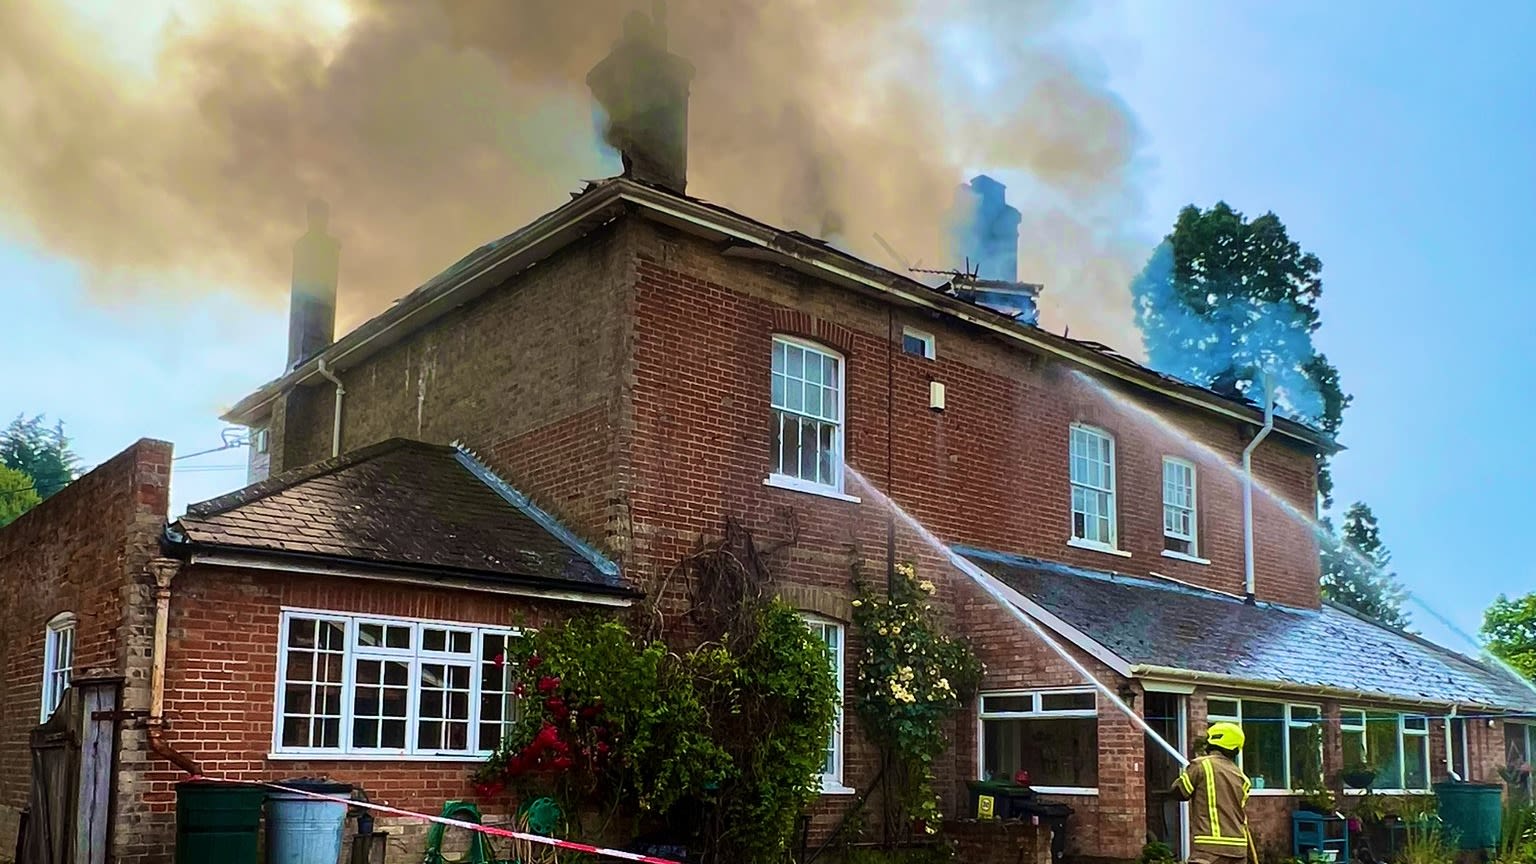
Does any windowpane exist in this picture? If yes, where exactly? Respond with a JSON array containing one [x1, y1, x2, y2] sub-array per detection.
[[1208, 699, 1240, 720], [352, 657, 410, 750], [280, 615, 347, 749], [1367, 713, 1404, 788], [1041, 692, 1096, 713], [479, 633, 518, 752], [1405, 734, 1430, 790], [983, 717, 1098, 787], [982, 695, 1034, 714], [1069, 427, 1115, 545], [768, 338, 844, 489], [1241, 702, 1286, 789], [804, 618, 845, 782], [1289, 716, 1324, 789]]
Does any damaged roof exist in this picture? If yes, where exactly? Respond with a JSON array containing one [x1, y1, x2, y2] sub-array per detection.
[[167, 438, 629, 598], [960, 546, 1536, 712], [221, 176, 1334, 454]]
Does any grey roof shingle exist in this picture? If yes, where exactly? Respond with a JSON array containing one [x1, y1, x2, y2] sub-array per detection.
[[959, 546, 1536, 712], [169, 439, 628, 595]]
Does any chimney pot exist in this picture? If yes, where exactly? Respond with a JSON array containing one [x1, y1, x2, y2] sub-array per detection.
[[287, 199, 341, 370]]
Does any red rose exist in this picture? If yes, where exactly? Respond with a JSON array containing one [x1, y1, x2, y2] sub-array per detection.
[[528, 655, 543, 669], [551, 756, 573, 771], [537, 676, 560, 694], [493, 652, 505, 667]]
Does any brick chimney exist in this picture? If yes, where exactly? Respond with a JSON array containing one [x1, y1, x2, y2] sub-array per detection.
[[586, 2, 695, 194], [953, 174, 1022, 282], [287, 199, 341, 370]]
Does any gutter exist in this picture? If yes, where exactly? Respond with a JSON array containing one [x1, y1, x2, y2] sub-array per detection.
[[1130, 664, 1480, 712], [146, 558, 201, 775]]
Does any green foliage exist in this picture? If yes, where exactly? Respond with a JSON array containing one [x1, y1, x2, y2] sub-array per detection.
[[852, 561, 981, 832], [1321, 503, 1410, 630], [1129, 202, 1350, 506], [1484, 593, 1536, 681], [1398, 818, 1457, 864], [1497, 801, 1536, 864], [1139, 841, 1178, 864], [716, 600, 840, 863], [474, 602, 837, 864], [1, 414, 80, 500], [0, 464, 41, 527]]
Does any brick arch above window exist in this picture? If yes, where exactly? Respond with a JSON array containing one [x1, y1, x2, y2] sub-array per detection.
[[769, 307, 856, 357]]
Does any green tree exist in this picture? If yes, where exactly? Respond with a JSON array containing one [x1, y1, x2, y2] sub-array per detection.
[[1131, 202, 1351, 506], [1320, 502, 1409, 629], [1482, 593, 1536, 682], [0, 464, 41, 527], [0, 414, 80, 499]]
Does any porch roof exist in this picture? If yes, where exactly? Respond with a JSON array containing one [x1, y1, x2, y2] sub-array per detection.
[[167, 438, 631, 598], [959, 546, 1536, 713]]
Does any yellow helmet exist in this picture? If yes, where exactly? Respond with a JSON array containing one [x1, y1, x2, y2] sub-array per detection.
[[1206, 722, 1245, 751]]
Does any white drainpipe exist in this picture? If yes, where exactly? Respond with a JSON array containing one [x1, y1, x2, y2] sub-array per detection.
[[1446, 706, 1462, 781], [1242, 375, 1276, 600], [317, 357, 345, 458]]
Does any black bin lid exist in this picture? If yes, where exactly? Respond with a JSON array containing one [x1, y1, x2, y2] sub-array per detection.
[[277, 777, 353, 796]]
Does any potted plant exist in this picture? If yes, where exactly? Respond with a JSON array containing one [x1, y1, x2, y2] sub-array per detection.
[[1341, 763, 1377, 792]]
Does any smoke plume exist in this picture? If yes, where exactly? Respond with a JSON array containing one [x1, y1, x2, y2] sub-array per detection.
[[0, 0, 1145, 349]]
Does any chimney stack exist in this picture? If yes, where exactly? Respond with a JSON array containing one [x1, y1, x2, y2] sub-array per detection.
[[287, 199, 341, 370], [586, 2, 696, 194], [953, 175, 1022, 282]]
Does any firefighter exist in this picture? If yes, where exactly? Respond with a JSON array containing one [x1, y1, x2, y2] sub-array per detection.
[[1171, 722, 1257, 864]]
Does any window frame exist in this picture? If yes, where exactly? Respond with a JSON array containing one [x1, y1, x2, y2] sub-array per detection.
[[767, 335, 849, 498], [272, 608, 520, 761], [41, 612, 77, 722], [1205, 698, 1322, 792], [1161, 457, 1199, 558], [801, 615, 849, 793], [1339, 708, 1433, 792], [977, 687, 1100, 795], [900, 326, 936, 361], [1068, 424, 1120, 553]]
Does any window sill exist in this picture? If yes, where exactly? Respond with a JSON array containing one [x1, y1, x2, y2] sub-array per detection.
[[1249, 789, 1300, 796], [1161, 549, 1211, 566], [763, 475, 861, 503], [820, 781, 857, 796], [268, 751, 491, 763], [1067, 538, 1131, 558], [1030, 786, 1099, 796], [1341, 788, 1432, 796]]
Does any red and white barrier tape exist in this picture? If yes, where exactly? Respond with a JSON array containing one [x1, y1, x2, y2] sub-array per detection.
[[193, 774, 683, 864]]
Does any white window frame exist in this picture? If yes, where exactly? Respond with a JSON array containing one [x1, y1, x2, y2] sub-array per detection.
[[901, 326, 936, 360], [41, 612, 76, 722], [1161, 457, 1203, 562], [1339, 708, 1433, 793], [766, 336, 854, 501], [1508, 722, 1534, 795], [272, 608, 519, 761], [1205, 698, 1321, 792], [977, 688, 1100, 795], [1068, 425, 1122, 554], [803, 615, 851, 794]]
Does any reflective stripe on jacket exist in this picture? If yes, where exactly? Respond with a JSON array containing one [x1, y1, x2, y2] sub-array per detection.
[[1171, 753, 1252, 858]]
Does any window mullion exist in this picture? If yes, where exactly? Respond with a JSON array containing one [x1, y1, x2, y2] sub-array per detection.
[[405, 625, 422, 756], [339, 617, 356, 755]]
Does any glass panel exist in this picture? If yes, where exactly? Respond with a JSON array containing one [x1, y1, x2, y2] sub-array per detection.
[[1289, 718, 1324, 789], [281, 717, 309, 748], [773, 339, 785, 374], [385, 625, 410, 649], [1208, 699, 1240, 720], [1290, 706, 1322, 723], [450, 631, 473, 654], [983, 717, 1099, 787], [423, 628, 446, 652], [804, 351, 822, 386], [786, 344, 803, 378], [1041, 692, 1095, 712], [1366, 712, 1404, 788], [358, 623, 383, 646], [1343, 729, 1367, 772], [818, 423, 835, 486], [1403, 716, 1429, 731], [1405, 734, 1430, 790], [799, 419, 818, 480], [1241, 702, 1287, 789], [1340, 709, 1366, 729], [771, 372, 786, 409], [982, 694, 1034, 714]]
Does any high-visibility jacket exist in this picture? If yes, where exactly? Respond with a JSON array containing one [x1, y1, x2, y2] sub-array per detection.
[[1171, 753, 1254, 860]]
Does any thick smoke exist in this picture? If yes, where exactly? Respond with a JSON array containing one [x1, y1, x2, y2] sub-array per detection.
[[0, 0, 1145, 349]]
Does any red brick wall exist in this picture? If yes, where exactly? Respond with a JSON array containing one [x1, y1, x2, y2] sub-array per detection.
[[115, 564, 587, 863], [0, 439, 171, 853]]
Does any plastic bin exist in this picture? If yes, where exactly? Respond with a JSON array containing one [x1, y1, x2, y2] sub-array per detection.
[[175, 780, 264, 864], [265, 778, 353, 864], [1434, 781, 1503, 850], [966, 780, 1033, 820]]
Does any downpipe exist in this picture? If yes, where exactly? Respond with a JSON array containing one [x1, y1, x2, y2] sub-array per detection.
[[318, 357, 345, 458], [1242, 374, 1276, 602], [147, 558, 201, 775]]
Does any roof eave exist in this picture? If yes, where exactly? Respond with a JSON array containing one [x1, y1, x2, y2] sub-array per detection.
[[164, 535, 640, 604], [1130, 663, 1515, 712]]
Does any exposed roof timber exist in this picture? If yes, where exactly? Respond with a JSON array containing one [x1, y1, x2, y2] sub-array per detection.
[[223, 177, 1333, 453]]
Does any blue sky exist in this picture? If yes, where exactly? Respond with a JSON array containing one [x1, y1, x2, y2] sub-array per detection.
[[7, 1, 1532, 655]]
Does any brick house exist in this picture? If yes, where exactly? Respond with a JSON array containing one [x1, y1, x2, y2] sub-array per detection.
[[6, 17, 1536, 864]]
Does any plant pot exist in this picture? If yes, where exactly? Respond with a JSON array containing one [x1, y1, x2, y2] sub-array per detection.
[[1342, 769, 1376, 790]]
